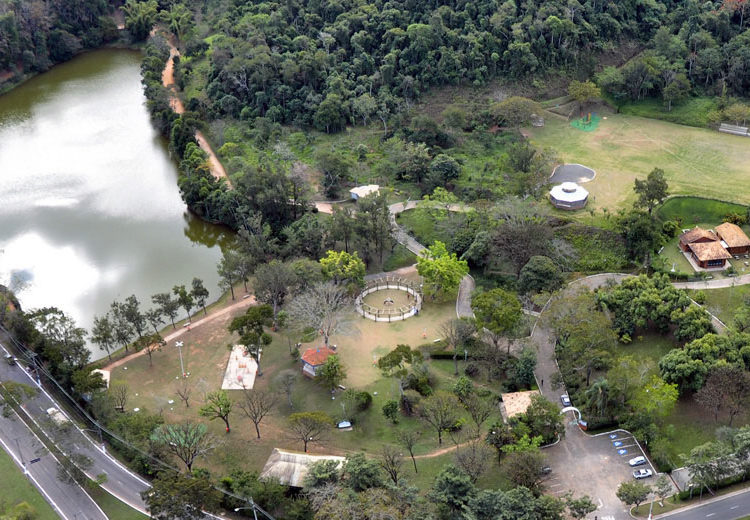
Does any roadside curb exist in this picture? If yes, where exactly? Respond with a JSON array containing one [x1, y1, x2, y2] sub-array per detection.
[[635, 486, 750, 519]]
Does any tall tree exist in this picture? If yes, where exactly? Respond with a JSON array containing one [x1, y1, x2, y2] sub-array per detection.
[[397, 430, 421, 473], [122, 0, 158, 41], [152, 292, 180, 329], [237, 388, 276, 439], [419, 392, 461, 445], [317, 354, 347, 392], [568, 80, 601, 113], [91, 314, 115, 361], [190, 278, 209, 316], [319, 250, 366, 289], [287, 282, 351, 346], [472, 288, 523, 356], [142, 471, 220, 520], [110, 301, 134, 352], [228, 304, 273, 375], [253, 260, 297, 327], [287, 411, 334, 452], [151, 422, 216, 472], [121, 295, 147, 339], [173, 285, 195, 323], [199, 390, 233, 433], [416, 241, 469, 301], [634, 168, 669, 215], [440, 318, 476, 375], [135, 331, 166, 367]]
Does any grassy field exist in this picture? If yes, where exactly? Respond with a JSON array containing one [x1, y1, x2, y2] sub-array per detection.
[[0, 448, 58, 520], [527, 113, 750, 212], [108, 279, 503, 490], [88, 486, 149, 520], [656, 196, 748, 226], [687, 284, 750, 325], [616, 96, 720, 128]]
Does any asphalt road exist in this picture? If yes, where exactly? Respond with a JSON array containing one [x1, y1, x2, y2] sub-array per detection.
[[659, 490, 750, 520], [0, 396, 106, 520], [0, 340, 151, 517]]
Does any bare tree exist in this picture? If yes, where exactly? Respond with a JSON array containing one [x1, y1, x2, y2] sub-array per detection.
[[237, 387, 277, 439], [287, 282, 352, 345], [176, 380, 192, 408], [440, 318, 476, 375], [397, 430, 421, 473], [419, 392, 461, 445], [463, 395, 495, 433], [454, 438, 492, 483], [111, 383, 128, 412], [276, 371, 297, 409], [151, 422, 216, 472], [379, 445, 404, 485]]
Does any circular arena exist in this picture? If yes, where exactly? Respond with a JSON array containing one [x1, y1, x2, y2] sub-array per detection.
[[550, 163, 596, 184], [355, 276, 423, 322]]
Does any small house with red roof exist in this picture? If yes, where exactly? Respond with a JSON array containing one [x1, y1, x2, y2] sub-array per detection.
[[679, 227, 718, 252], [300, 346, 336, 378]]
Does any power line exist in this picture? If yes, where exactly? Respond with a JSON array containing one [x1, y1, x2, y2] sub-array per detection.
[[0, 323, 275, 520]]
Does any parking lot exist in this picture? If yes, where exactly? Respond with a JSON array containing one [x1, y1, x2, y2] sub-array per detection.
[[543, 416, 665, 519]]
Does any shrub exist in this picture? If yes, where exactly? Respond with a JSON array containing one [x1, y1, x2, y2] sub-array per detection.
[[382, 400, 400, 423], [400, 390, 422, 416], [355, 391, 372, 411], [464, 363, 480, 377], [723, 212, 748, 225], [693, 291, 706, 305]]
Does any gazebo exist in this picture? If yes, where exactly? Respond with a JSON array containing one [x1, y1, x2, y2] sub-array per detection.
[[549, 182, 588, 210]]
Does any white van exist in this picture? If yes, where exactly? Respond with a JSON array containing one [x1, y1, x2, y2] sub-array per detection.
[[46, 407, 70, 427]]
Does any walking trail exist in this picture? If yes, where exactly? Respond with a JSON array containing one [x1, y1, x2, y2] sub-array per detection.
[[101, 295, 256, 371], [160, 34, 230, 187]]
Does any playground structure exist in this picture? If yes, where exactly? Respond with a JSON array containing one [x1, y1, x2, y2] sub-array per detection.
[[222, 344, 258, 390], [355, 276, 423, 322], [570, 111, 601, 132]]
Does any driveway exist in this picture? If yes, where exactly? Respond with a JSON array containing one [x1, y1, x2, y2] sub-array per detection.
[[543, 422, 661, 519]]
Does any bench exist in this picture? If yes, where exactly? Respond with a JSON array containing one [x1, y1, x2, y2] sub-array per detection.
[[719, 123, 749, 137]]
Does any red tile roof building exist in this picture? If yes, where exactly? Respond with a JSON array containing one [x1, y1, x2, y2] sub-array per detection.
[[300, 346, 336, 378]]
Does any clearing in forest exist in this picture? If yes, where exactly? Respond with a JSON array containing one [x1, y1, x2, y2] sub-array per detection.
[[527, 113, 750, 212]]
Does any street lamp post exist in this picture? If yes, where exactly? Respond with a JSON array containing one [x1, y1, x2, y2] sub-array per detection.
[[82, 427, 106, 454], [175, 341, 186, 378], [234, 504, 259, 520]]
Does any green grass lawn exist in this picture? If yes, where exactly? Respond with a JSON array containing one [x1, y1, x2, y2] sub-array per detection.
[[527, 113, 750, 212], [656, 196, 748, 226], [88, 485, 149, 520], [687, 284, 750, 326], [0, 448, 58, 520], [616, 96, 720, 128]]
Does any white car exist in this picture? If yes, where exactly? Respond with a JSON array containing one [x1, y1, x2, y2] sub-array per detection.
[[560, 394, 571, 407], [46, 407, 71, 427], [629, 456, 646, 467], [633, 468, 653, 479]]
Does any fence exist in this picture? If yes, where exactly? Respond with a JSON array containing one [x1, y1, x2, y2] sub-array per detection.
[[355, 276, 423, 322]]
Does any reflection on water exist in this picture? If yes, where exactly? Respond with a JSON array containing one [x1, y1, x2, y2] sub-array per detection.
[[0, 50, 231, 359]]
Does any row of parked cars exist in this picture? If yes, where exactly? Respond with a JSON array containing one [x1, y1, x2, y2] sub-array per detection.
[[629, 456, 653, 479]]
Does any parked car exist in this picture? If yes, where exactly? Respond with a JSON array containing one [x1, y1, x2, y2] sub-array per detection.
[[46, 407, 71, 428], [4, 353, 15, 365], [633, 469, 653, 479], [541, 465, 552, 475], [560, 394, 571, 406], [629, 456, 646, 467]]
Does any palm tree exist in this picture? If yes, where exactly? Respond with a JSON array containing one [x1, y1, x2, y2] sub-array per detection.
[[585, 378, 612, 418]]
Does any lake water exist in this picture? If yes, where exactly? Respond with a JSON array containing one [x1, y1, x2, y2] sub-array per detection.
[[0, 49, 230, 359]]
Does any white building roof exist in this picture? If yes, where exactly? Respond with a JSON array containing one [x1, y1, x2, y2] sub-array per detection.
[[549, 182, 589, 203], [260, 448, 345, 487], [350, 184, 379, 198]]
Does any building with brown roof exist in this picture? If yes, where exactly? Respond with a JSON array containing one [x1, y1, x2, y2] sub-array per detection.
[[679, 227, 718, 252], [715, 222, 750, 255], [687, 241, 732, 269], [300, 346, 337, 378]]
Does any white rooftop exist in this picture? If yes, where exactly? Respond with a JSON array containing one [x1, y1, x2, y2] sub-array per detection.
[[260, 448, 345, 487], [550, 182, 589, 203], [350, 184, 379, 198]]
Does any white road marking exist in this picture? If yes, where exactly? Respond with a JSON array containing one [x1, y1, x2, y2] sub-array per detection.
[[598, 498, 604, 508], [706, 513, 715, 517], [730, 506, 739, 509]]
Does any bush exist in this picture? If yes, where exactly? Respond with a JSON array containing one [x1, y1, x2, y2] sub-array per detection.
[[464, 363, 480, 377], [693, 291, 706, 305], [400, 390, 422, 416], [382, 400, 400, 423], [355, 391, 372, 411]]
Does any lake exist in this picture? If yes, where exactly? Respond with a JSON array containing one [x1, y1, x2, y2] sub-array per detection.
[[0, 49, 230, 359]]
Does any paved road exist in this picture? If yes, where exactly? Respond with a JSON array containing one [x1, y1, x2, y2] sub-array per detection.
[[657, 489, 750, 520], [0, 392, 106, 520], [0, 338, 152, 517]]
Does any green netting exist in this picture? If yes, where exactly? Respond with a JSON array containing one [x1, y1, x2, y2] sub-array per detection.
[[570, 113, 602, 132]]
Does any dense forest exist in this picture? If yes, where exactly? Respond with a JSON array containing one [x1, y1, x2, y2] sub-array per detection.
[[171, 0, 750, 128], [0, 0, 121, 89]]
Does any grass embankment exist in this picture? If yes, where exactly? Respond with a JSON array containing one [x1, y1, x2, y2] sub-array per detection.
[[527, 113, 750, 212], [616, 96, 719, 128], [0, 448, 58, 520], [632, 480, 750, 518], [109, 281, 506, 491]]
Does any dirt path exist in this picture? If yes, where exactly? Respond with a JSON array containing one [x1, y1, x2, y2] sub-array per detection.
[[100, 295, 256, 372], [159, 34, 230, 186], [413, 439, 475, 459]]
